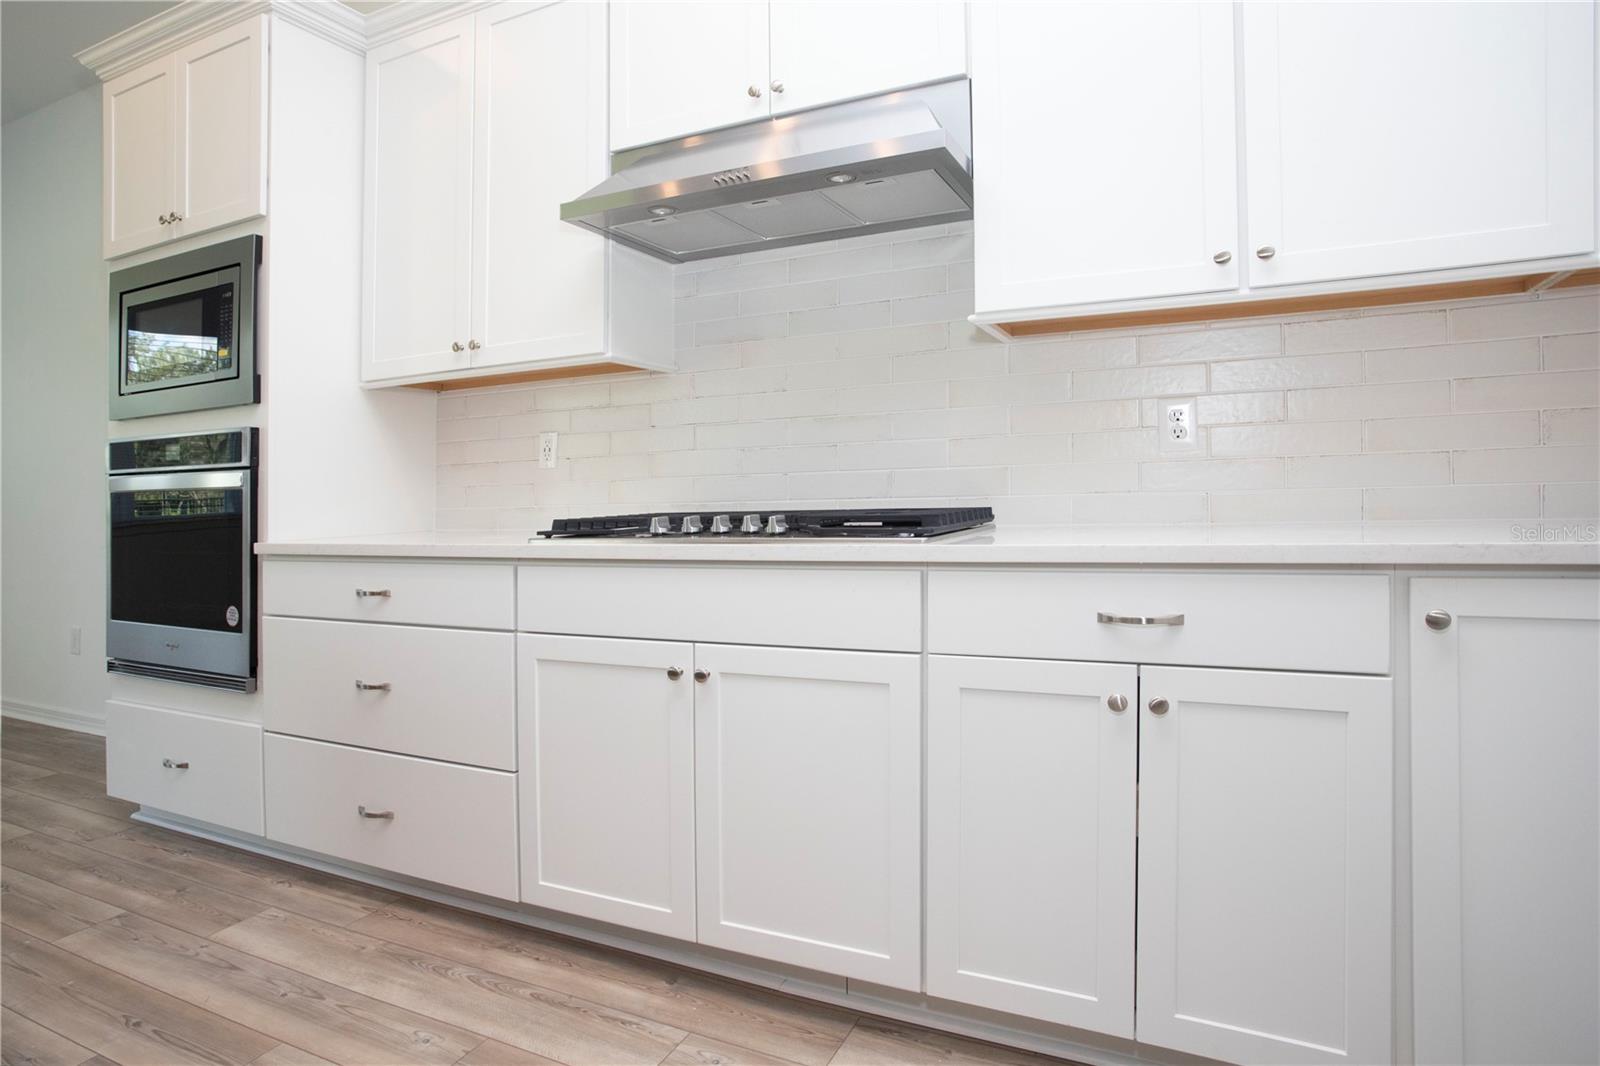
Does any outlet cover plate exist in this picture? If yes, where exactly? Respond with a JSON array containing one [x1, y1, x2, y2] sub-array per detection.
[[1160, 397, 1199, 455]]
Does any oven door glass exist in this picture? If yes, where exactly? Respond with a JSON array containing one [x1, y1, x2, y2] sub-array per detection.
[[109, 470, 248, 633], [120, 267, 241, 395]]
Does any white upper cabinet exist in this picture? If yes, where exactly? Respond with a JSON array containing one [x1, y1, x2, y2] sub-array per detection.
[[767, 2, 967, 117], [972, 2, 1240, 311], [610, 2, 969, 151], [1242, 1, 1596, 287], [609, 1, 770, 151], [1136, 666, 1393, 1066], [101, 16, 267, 259], [1410, 577, 1599, 1066], [362, 15, 477, 382]]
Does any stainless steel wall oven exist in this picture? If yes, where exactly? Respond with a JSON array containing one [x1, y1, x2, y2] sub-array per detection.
[[107, 429, 258, 692]]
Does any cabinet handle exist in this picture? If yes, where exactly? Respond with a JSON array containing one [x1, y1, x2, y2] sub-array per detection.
[[667, 666, 683, 680], [1096, 612, 1185, 626], [355, 588, 391, 598], [467, 340, 481, 351], [354, 680, 391, 692], [158, 213, 170, 225], [451, 341, 465, 352], [1106, 694, 1128, 713], [161, 758, 189, 769], [694, 668, 710, 682], [1424, 609, 1452, 631], [1148, 697, 1170, 717], [357, 806, 395, 820], [747, 84, 762, 98], [1212, 250, 1232, 264], [770, 80, 785, 94], [1256, 245, 1276, 259], [170, 212, 182, 223]]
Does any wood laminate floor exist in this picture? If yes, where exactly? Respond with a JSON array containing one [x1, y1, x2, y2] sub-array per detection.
[[0, 718, 1076, 1066]]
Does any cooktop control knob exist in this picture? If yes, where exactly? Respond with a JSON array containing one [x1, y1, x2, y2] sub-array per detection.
[[765, 514, 788, 535], [710, 514, 732, 534], [680, 514, 703, 535], [740, 513, 763, 534], [648, 515, 672, 535]]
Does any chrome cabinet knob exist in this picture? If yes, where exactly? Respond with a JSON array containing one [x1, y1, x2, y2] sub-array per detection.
[[357, 806, 395, 820], [709, 514, 732, 534], [451, 341, 465, 352], [1148, 697, 1170, 716], [170, 212, 182, 222], [1256, 245, 1276, 259], [747, 84, 762, 98], [1107, 694, 1128, 713], [1213, 250, 1232, 264], [667, 666, 684, 680], [1424, 609, 1453, 631], [694, 668, 710, 682], [765, 514, 788, 535], [467, 340, 481, 351], [740, 513, 763, 534], [680, 515, 703, 534], [158, 213, 170, 225], [161, 758, 189, 769], [770, 81, 785, 94]]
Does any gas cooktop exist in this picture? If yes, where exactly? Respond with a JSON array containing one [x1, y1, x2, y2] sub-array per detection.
[[537, 506, 994, 539]]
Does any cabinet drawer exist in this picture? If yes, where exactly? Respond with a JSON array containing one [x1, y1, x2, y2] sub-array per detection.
[[262, 617, 514, 769], [519, 564, 921, 652], [264, 734, 517, 900], [929, 570, 1390, 674], [262, 559, 514, 630], [106, 701, 263, 834]]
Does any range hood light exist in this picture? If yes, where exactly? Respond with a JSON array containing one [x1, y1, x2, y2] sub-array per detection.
[[648, 205, 676, 216], [826, 172, 855, 184]]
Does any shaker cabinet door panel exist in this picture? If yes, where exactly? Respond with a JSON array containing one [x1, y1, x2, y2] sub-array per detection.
[[1411, 577, 1600, 1066], [972, 2, 1239, 313], [1243, 2, 1596, 286], [925, 655, 1137, 1036], [173, 16, 267, 240], [362, 15, 476, 381], [1136, 666, 1393, 1066], [103, 60, 178, 258], [767, 2, 967, 116]]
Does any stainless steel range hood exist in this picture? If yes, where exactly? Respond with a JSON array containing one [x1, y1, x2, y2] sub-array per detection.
[[562, 80, 973, 264]]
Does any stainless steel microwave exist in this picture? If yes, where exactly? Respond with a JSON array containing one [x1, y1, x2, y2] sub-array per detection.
[[109, 235, 261, 420]]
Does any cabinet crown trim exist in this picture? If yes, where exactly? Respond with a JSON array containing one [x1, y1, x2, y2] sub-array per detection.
[[78, 0, 366, 79]]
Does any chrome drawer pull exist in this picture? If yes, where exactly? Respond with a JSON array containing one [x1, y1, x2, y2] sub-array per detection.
[[354, 681, 392, 692], [355, 588, 392, 598], [1097, 612, 1185, 627], [357, 806, 395, 820], [161, 758, 190, 769]]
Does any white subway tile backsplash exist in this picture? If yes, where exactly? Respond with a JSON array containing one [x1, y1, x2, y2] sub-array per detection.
[[435, 222, 1593, 529]]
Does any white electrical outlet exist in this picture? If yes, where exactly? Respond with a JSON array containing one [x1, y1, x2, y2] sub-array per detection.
[[1161, 398, 1198, 454], [69, 625, 82, 656], [538, 431, 558, 469]]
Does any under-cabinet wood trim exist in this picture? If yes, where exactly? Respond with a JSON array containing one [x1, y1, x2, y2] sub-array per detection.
[[402, 361, 642, 392]]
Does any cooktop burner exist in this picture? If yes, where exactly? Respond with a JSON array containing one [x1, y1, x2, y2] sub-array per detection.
[[537, 506, 994, 539]]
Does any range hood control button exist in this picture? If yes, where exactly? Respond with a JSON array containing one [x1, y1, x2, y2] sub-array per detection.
[[740, 514, 763, 534]]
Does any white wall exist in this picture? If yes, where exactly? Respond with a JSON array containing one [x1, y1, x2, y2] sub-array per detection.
[[2, 86, 110, 730]]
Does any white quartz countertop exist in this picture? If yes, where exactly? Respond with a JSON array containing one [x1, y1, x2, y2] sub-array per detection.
[[257, 521, 1600, 566]]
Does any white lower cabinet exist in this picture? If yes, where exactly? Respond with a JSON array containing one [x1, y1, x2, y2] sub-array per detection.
[[694, 643, 922, 990], [925, 656, 1138, 1036], [517, 634, 696, 939], [1410, 577, 1599, 1066], [1136, 666, 1393, 1066], [105, 700, 263, 835]]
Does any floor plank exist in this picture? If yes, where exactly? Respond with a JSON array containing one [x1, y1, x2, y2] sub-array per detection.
[[2, 924, 280, 1066], [1, 823, 32, 842], [1, 725, 104, 781], [831, 1019, 1073, 1066], [56, 912, 480, 1066], [663, 1033, 805, 1066], [2, 833, 267, 937], [0, 1005, 99, 1066], [247, 1044, 339, 1066], [1, 758, 55, 784], [456, 1040, 566, 1066], [351, 899, 856, 1066], [86, 825, 398, 928], [0, 790, 126, 844], [7, 774, 136, 822], [0, 867, 124, 942], [214, 907, 689, 1066]]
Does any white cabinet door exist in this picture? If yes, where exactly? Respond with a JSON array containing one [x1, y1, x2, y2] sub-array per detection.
[[926, 656, 1137, 1036], [1137, 666, 1393, 1066], [103, 58, 178, 258], [470, 1, 606, 369], [694, 644, 921, 989], [173, 15, 267, 241], [362, 15, 476, 382], [768, 2, 966, 116], [1411, 577, 1599, 1066], [972, 2, 1239, 313], [609, 1, 770, 150], [1243, 2, 1596, 286], [518, 634, 696, 940]]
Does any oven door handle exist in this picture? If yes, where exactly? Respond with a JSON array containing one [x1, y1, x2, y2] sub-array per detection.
[[109, 469, 248, 493]]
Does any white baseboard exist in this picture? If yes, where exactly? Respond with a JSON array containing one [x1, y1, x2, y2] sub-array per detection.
[[2, 699, 105, 736]]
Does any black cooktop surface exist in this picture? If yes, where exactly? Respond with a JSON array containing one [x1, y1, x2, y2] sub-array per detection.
[[538, 506, 994, 539]]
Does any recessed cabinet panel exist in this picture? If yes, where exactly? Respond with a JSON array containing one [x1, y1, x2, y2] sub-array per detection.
[[362, 15, 476, 381], [768, 2, 966, 116], [694, 644, 921, 989], [103, 62, 177, 258], [1411, 578, 1600, 1066], [174, 16, 266, 239], [1136, 666, 1392, 1066], [926, 656, 1137, 1036], [972, 2, 1239, 313], [1243, 2, 1596, 285], [518, 634, 697, 939]]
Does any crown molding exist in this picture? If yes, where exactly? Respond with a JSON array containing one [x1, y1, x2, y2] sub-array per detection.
[[361, 2, 490, 48], [77, 1, 368, 80]]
